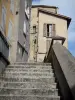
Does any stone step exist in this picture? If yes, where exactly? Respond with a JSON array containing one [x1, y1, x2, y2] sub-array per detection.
[[0, 88, 58, 96], [3, 71, 54, 75], [2, 82, 57, 89], [3, 72, 54, 77], [1, 76, 55, 80], [5, 68, 53, 73], [14, 62, 51, 66], [0, 95, 60, 100], [0, 77, 55, 83], [8, 65, 52, 69]]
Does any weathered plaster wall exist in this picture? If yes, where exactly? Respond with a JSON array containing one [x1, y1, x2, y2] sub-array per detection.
[[45, 42, 75, 100], [37, 12, 68, 62]]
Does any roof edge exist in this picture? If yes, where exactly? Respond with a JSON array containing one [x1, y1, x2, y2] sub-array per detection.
[[38, 8, 71, 28], [32, 5, 58, 8]]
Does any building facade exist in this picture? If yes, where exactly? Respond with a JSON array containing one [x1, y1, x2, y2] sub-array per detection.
[[0, 0, 32, 71], [29, 5, 71, 62]]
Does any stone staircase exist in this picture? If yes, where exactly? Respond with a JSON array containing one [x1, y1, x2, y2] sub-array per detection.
[[0, 63, 60, 100]]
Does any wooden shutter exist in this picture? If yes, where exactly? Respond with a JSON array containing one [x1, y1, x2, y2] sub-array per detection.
[[43, 23, 47, 37], [52, 24, 55, 36]]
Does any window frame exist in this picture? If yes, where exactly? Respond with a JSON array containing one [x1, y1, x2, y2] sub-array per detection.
[[47, 24, 56, 37], [43, 23, 56, 37]]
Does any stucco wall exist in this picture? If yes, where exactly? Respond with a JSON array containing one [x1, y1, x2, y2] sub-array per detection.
[[30, 7, 68, 62], [0, 0, 31, 63], [17, 0, 31, 62], [0, 0, 19, 63], [37, 12, 68, 61], [29, 8, 38, 61], [0, 0, 15, 36], [30, 8, 38, 28]]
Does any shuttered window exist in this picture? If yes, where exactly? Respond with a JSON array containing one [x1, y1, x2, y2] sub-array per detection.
[[47, 24, 56, 37], [7, 21, 13, 41], [43, 23, 56, 37], [1, 6, 6, 33], [10, 0, 14, 14]]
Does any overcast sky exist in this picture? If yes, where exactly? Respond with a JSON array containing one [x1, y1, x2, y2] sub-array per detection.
[[32, 0, 75, 57]]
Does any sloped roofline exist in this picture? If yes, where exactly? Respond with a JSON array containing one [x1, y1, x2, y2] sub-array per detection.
[[38, 8, 71, 28], [32, 5, 58, 8]]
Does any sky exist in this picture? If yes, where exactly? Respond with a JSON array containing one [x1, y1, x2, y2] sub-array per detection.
[[32, 0, 75, 57]]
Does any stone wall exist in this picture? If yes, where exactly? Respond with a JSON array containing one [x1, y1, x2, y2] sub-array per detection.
[[44, 42, 75, 100]]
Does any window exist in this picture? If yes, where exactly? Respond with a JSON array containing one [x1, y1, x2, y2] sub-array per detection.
[[47, 24, 52, 37], [7, 20, 13, 41], [1, 6, 6, 33], [33, 26, 36, 33], [47, 24, 55, 37], [43, 23, 56, 37], [10, 0, 14, 14]]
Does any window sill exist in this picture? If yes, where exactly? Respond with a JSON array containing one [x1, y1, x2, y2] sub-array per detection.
[[43, 36, 56, 38]]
